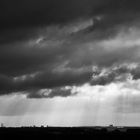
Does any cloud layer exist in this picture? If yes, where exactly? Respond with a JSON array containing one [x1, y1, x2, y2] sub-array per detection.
[[1, 0, 140, 98]]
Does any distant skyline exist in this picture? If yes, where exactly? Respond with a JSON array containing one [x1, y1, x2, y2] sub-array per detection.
[[1, 0, 140, 127]]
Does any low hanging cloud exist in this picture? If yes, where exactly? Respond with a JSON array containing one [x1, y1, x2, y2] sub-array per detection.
[[90, 63, 140, 86], [26, 87, 75, 99]]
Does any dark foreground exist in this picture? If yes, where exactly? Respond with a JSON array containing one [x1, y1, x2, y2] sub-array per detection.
[[0, 126, 140, 140]]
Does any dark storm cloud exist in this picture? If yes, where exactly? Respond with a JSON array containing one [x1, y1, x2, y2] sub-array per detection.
[[27, 87, 73, 98], [0, 64, 92, 96], [92, 0, 140, 14], [0, 0, 140, 45], [1, 0, 140, 29], [1, 0, 140, 98], [0, 23, 140, 98], [0, 0, 94, 44], [0, 0, 94, 29]]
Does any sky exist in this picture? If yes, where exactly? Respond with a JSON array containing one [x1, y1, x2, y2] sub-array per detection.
[[1, 0, 140, 127]]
